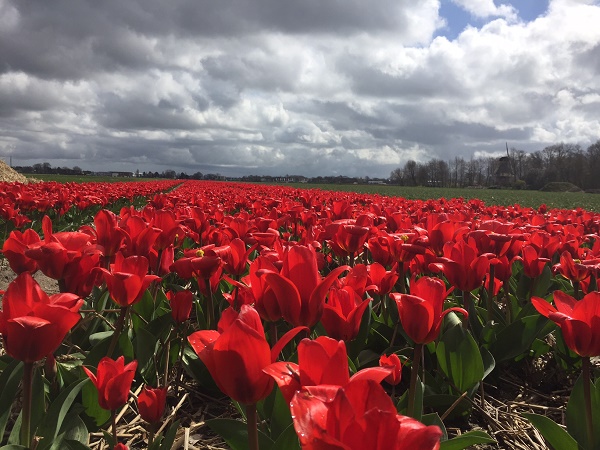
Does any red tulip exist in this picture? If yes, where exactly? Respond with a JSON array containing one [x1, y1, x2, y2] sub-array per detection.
[[290, 380, 442, 450], [321, 284, 371, 341], [113, 444, 128, 450], [83, 356, 138, 411], [379, 353, 403, 385], [520, 245, 550, 279], [262, 245, 349, 327], [532, 291, 600, 357], [429, 238, 490, 293], [167, 290, 193, 323], [2, 228, 41, 274], [0, 273, 83, 363], [97, 252, 160, 307], [392, 276, 467, 344], [367, 262, 399, 296], [25, 216, 96, 281], [137, 386, 167, 424], [553, 251, 593, 284], [188, 305, 305, 405], [264, 336, 392, 403]]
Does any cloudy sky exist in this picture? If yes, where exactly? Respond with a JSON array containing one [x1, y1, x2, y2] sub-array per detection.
[[1, 0, 599, 178]]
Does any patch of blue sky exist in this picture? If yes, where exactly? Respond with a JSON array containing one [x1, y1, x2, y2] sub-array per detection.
[[436, 0, 550, 41]]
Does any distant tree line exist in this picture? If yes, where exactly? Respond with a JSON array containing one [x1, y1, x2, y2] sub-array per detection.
[[389, 140, 600, 190]]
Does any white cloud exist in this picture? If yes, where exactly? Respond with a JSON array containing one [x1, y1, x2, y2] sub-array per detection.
[[1, 0, 600, 178], [451, 0, 518, 21]]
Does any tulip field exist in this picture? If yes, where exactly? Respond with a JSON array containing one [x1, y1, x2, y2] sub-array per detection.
[[2, 178, 600, 450]]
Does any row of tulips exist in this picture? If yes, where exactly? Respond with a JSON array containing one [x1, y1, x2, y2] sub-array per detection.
[[1, 179, 600, 449]]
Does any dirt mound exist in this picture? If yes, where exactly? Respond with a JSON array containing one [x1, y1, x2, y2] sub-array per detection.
[[0, 160, 31, 183]]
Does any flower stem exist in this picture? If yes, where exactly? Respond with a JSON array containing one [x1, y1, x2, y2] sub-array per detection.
[[583, 356, 594, 450], [206, 281, 215, 329], [487, 265, 495, 324], [246, 403, 259, 450], [107, 306, 129, 359], [111, 410, 118, 447], [20, 362, 34, 449], [407, 343, 423, 418]]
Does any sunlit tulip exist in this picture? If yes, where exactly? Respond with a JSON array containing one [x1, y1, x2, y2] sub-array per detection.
[[290, 380, 442, 450], [97, 252, 160, 307], [264, 336, 392, 403], [532, 291, 600, 357], [83, 356, 138, 411]]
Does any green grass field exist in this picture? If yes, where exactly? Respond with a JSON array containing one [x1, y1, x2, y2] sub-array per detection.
[[285, 183, 600, 212]]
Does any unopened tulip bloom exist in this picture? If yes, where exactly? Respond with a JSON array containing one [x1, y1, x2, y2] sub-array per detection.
[[0, 273, 83, 363], [138, 386, 167, 424], [188, 305, 305, 405], [98, 252, 160, 307], [392, 276, 467, 345], [83, 356, 138, 411]]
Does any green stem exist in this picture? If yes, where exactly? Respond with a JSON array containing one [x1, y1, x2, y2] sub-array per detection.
[[583, 356, 594, 450], [206, 280, 215, 329], [487, 265, 495, 324], [407, 343, 423, 418], [107, 306, 129, 359], [20, 362, 34, 449], [111, 410, 118, 447], [246, 403, 259, 450]]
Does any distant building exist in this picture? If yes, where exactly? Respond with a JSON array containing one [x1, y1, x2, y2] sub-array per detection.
[[495, 156, 513, 186]]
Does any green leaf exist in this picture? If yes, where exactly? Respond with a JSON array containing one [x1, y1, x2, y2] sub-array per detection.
[[421, 413, 448, 442], [81, 377, 111, 427], [158, 419, 180, 450], [36, 378, 89, 449], [439, 430, 496, 449], [436, 325, 484, 392], [488, 315, 548, 363], [522, 413, 578, 450], [0, 445, 28, 449], [566, 373, 600, 450], [132, 289, 156, 331], [0, 360, 24, 441], [269, 423, 300, 450], [206, 418, 274, 450], [63, 441, 92, 450], [268, 387, 293, 441]]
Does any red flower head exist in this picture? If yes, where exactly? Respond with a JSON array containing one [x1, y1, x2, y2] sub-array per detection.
[[188, 305, 305, 405], [262, 245, 349, 327], [321, 284, 371, 342], [25, 216, 96, 281], [532, 291, 600, 357], [113, 444, 128, 450], [379, 353, 403, 385], [520, 245, 550, 279], [167, 290, 193, 323], [392, 276, 467, 345], [0, 273, 83, 363], [429, 238, 490, 293], [137, 386, 167, 424], [2, 228, 41, 274], [98, 252, 160, 307], [290, 380, 442, 450], [552, 251, 593, 284], [83, 356, 138, 411], [264, 336, 393, 403]]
